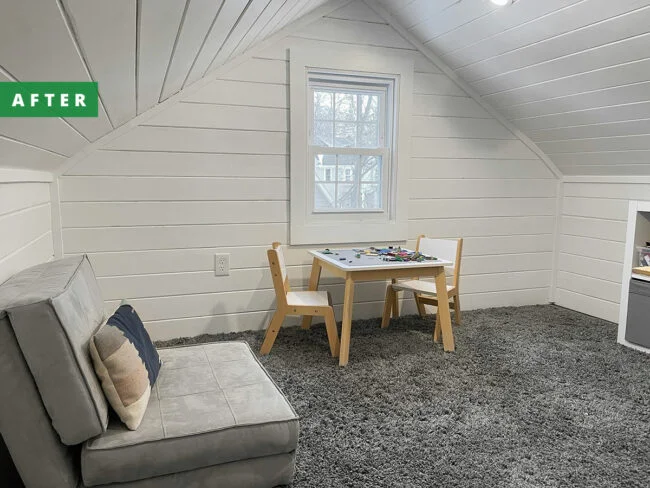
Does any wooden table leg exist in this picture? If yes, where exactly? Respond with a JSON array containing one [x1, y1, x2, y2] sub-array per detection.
[[339, 276, 355, 366], [301, 258, 322, 330], [390, 278, 400, 317], [433, 268, 455, 352]]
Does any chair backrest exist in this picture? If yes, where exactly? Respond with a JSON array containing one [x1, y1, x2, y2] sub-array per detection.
[[416, 236, 463, 287], [268, 242, 290, 307]]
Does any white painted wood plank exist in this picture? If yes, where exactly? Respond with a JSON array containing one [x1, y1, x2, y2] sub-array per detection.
[[412, 95, 491, 118], [160, 0, 224, 101], [445, 0, 647, 69], [552, 152, 650, 169], [555, 289, 618, 323], [387, 0, 457, 30], [137, 0, 186, 114], [414, 0, 497, 44], [326, 1, 387, 23], [0, 232, 53, 285], [502, 82, 650, 121], [0, 204, 52, 260], [556, 271, 620, 303], [409, 159, 554, 179], [515, 102, 650, 132], [63, 223, 288, 253], [105, 126, 287, 154], [0, 137, 64, 172], [464, 252, 553, 275], [252, 0, 297, 44], [184, 79, 287, 107], [219, 58, 287, 84], [293, 17, 413, 49], [60, 176, 288, 202], [0, 0, 112, 140], [61, 201, 287, 227], [559, 234, 624, 263], [563, 182, 650, 200], [210, 0, 274, 68], [539, 135, 650, 155], [409, 197, 555, 219], [184, 0, 247, 86], [147, 103, 287, 131], [0, 183, 50, 217], [411, 116, 514, 140], [483, 58, 650, 107], [63, 0, 136, 127], [413, 73, 465, 96], [411, 137, 537, 160], [560, 164, 650, 176], [562, 197, 629, 221], [560, 215, 626, 242], [558, 252, 623, 284], [529, 119, 650, 143], [410, 179, 556, 199], [64, 151, 288, 177], [434, 0, 579, 56], [235, 0, 289, 56], [409, 216, 555, 239]]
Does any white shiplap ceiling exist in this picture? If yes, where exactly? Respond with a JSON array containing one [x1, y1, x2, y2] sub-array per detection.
[[0, 0, 329, 172], [378, 0, 650, 176]]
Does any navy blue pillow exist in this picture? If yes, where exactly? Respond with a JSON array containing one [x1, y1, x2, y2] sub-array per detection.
[[106, 304, 161, 385]]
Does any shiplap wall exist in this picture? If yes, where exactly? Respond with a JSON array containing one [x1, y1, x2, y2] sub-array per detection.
[[555, 179, 646, 323], [0, 181, 54, 284], [60, 1, 557, 340]]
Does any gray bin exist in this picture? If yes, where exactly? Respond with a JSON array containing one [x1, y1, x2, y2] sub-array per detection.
[[626, 278, 650, 348]]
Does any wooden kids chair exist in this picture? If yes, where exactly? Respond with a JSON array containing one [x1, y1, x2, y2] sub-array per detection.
[[382, 236, 463, 335], [260, 242, 340, 357]]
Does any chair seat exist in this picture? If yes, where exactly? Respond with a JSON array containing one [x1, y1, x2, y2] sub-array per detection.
[[286, 290, 330, 307], [392, 279, 455, 297], [81, 342, 299, 487]]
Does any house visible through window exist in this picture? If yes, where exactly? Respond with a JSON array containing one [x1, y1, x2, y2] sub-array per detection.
[[309, 72, 393, 213]]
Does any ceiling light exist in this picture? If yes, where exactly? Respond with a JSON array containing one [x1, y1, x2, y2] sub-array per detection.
[[490, 0, 512, 6]]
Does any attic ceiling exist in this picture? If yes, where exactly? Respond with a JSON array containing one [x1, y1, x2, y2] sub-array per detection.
[[377, 0, 650, 176], [0, 0, 328, 172], [2, 0, 650, 177]]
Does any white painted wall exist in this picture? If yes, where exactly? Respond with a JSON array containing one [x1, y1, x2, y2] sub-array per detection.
[[0, 180, 54, 284], [59, 1, 557, 340], [555, 177, 650, 323]]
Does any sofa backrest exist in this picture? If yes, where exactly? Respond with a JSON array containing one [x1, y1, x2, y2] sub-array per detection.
[[0, 315, 79, 488], [0, 255, 109, 446]]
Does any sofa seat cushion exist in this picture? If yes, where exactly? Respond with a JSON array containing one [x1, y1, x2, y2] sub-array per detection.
[[81, 342, 299, 487]]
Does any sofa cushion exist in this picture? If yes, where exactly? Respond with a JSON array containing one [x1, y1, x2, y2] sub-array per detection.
[[90, 304, 161, 430], [0, 255, 109, 445], [81, 342, 299, 487]]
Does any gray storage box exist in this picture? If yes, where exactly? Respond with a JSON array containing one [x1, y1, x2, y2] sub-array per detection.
[[626, 278, 650, 348]]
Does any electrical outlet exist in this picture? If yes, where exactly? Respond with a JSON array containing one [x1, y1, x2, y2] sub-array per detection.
[[214, 254, 230, 276]]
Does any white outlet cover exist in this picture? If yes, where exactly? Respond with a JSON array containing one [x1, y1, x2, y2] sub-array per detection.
[[214, 253, 230, 276]]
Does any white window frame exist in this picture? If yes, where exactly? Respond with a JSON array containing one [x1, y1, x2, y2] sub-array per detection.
[[289, 47, 413, 245]]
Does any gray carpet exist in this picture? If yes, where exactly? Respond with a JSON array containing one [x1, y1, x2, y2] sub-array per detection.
[[157, 305, 650, 488]]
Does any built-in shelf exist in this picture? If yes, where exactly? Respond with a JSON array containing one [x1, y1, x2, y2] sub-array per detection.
[[619, 201, 650, 354]]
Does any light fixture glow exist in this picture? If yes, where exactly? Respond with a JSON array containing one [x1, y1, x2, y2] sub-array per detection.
[[490, 0, 511, 6]]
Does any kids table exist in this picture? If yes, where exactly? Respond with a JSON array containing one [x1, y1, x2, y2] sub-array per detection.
[[303, 248, 454, 366]]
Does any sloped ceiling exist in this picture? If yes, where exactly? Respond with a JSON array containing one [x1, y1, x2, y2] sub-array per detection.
[[378, 0, 650, 176], [0, 0, 329, 172]]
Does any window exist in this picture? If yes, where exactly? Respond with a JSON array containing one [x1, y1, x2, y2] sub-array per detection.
[[289, 47, 413, 245], [309, 74, 392, 213]]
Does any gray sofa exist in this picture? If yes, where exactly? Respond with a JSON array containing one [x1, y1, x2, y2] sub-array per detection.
[[0, 255, 299, 487]]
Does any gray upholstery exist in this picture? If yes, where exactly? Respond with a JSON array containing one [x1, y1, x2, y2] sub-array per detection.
[[0, 315, 79, 488], [88, 453, 296, 488], [0, 256, 108, 445], [82, 342, 299, 486]]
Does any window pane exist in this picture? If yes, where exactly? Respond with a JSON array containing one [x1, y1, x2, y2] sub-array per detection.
[[358, 94, 378, 122], [314, 154, 336, 182], [334, 122, 356, 147], [314, 183, 335, 210], [314, 121, 333, 146], [335, 92, 357, 121], [358, 123, 378, 148], [361, 184, 381, 209], [313, 91, 333, 120], [361, 156, 381, 182], [336, 183, 357, 209]]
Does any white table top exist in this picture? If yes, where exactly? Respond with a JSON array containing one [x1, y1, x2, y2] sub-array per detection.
[[309, 248, 452, 271]]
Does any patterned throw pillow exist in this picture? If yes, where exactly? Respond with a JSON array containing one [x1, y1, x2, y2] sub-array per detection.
[[89, 304, 161, 430]]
